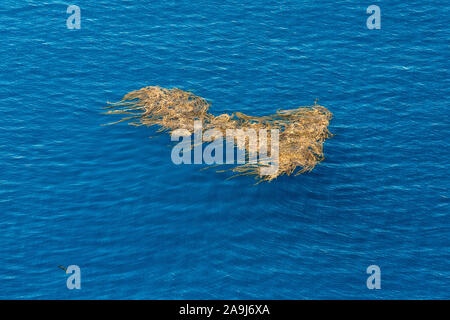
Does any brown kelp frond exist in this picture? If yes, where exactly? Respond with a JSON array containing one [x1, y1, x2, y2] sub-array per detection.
[[106, 86, 214, 131], [106, 86, 333, 182]]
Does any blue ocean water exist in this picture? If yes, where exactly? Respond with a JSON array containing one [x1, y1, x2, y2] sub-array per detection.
[[0, 0, 449, 299]]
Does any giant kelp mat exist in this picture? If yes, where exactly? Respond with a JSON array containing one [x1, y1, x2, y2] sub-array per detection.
[[106, 86, 333, 182]]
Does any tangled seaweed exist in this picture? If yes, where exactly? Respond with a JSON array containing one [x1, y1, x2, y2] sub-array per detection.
[[105, 86, 333, 182]]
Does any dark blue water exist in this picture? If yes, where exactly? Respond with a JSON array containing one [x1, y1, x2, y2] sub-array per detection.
[[1, 0, 449, 299]]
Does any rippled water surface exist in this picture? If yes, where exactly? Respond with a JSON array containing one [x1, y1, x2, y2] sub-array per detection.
[[1, 1, 449, 299]]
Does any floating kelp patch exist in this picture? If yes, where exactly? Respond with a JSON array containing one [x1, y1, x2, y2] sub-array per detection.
[[105, 86, 333, 182]]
